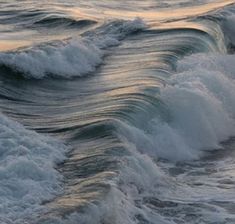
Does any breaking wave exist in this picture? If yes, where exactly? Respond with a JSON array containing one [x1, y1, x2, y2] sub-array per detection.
[[0, 18, 145, 79]]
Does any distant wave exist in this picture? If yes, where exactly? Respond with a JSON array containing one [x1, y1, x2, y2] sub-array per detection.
[[33, 15, 97, 28], [0, 18, 146, 79]]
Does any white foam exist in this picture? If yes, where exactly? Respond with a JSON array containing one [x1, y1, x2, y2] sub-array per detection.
[[119, 53, 235, 161], [155, 53, 235, 160], [0, 114, 67, 223], [0, 18, 145, 79], [0, 39, 103, 79]]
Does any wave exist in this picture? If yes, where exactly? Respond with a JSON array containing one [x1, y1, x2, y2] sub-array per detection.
[[0, 7, 96, 30], [46, 46, 235, 224], [0, 18, 146, 79], [196, 4, 235, 51], [0, 113, 67, 223], [0, 39, 103, 79], [34, 42, 235, 224], [34, 119, 170, 224], [33, 15, 97, 29], [119, 52, 235, 161]]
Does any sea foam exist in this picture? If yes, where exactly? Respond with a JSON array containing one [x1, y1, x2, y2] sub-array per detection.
[[0, 113, 67, 223], [159, 53, 235, 160], [118, 53, 235, 161]]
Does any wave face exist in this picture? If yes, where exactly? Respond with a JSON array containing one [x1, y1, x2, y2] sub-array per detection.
[[1, 0, 235, 224]]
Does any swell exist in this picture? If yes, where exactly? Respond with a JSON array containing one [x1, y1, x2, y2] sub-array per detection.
[[0, 6, 97, 33], [33, 16, 97, 28]]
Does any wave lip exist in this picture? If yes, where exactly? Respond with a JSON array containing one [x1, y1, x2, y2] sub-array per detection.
[[0, 18, 146, 79]]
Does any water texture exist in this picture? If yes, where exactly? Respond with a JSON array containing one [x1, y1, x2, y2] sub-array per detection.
[[0, 1, 235, 223]]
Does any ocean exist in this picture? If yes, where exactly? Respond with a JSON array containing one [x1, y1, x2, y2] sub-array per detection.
[[1, 0, 235, 223]]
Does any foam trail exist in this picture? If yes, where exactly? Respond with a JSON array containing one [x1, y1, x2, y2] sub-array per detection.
[[0, 113, 67, 223]]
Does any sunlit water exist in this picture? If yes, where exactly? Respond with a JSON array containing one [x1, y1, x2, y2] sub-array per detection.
[[1, 1, 235, 223]]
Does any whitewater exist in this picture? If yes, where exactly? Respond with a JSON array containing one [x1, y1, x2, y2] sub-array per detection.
[[1, 0, 235, 223]]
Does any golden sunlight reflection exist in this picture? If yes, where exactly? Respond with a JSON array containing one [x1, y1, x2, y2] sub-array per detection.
[[0, 40, 31, 52], [65, 0, 235, 23]]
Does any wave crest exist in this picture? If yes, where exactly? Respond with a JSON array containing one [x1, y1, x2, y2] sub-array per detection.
[[0, 18, 146, 79]]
